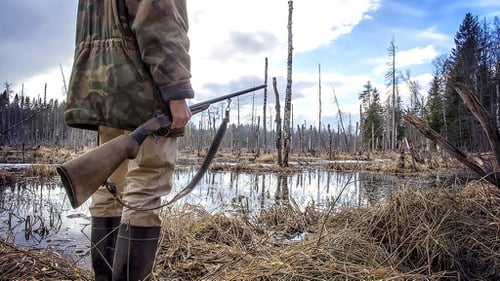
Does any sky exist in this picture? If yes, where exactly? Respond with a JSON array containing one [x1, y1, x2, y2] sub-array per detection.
[[1, 0, 500, 128]]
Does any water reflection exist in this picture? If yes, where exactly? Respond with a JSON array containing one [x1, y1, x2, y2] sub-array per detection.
[[0, 167, 428, 268], [0, 180, 91, 268], [169, 167, 396, 215]]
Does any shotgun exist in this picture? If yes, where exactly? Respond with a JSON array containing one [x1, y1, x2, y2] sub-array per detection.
[[57, 84, 266, 208]]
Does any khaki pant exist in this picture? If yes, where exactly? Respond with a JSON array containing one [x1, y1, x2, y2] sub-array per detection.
[[89, 126, 177, 227]]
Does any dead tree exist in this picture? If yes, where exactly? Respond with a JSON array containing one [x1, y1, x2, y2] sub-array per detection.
[[273, 77, 283, 167], [318, 63, 322, 153], [283, 0, 294, 167], [263, 58, 269, 152], [332, 86, 349, 153], [254, 116, 260, 157], [405, 83, 500, 188], [297, 124, 303, 155], [327, 124, 333, 160], [235, 97, 241, 156], [455, 83, 500, 172]]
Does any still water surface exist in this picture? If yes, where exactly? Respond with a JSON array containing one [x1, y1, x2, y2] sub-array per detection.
[[0, 164, 447, 268]]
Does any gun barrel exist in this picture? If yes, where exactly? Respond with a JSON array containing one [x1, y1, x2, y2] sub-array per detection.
[[189, 84, 266, 113], [190, 104, 210, 115]]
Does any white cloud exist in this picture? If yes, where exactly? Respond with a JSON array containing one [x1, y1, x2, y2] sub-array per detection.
[[416, 26, 451, 44], [15, 63, 72, 102], [373, 45, 438, 76], [398, 45, 439, 67], [12, 0, 383, 126], [4, 0, 499, 131], [281, 71, 374, 124], [188, 0, 381, 95], [293, 0, 381, 52]]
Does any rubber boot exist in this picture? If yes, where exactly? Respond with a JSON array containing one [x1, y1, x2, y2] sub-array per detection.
[[91, 216, 121, 281], [112, 224, 161, 281]]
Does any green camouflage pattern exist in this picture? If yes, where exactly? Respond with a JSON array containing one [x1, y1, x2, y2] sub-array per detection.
[[65, 0, 193, 132]]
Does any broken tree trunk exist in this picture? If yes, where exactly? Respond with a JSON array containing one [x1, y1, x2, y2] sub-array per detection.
[[405, 114, 500, 187], [273, 77, 283, 167], [455, 83, 500, 172], [405, 115, 500, 188], [405, 82, 500, 188]]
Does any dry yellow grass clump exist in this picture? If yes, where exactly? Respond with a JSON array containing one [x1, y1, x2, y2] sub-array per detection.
[[23, 164, 59, 178], [152, 182, 499, 280], [0, 169, 16, 185], [0, 238, 91, 281], [0, 182, 498, 280]]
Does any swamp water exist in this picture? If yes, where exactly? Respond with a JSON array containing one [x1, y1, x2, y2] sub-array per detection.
[[0, 164, 451, 269]]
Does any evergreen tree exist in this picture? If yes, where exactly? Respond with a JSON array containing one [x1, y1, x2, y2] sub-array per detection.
[[493, 17, 500, 128], [445, 13, 481, 148], [425, 75, 445, 133], [359, 81, 384, 151]]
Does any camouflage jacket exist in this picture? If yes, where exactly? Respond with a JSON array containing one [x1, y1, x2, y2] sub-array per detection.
[[65, 0, 194, 134]]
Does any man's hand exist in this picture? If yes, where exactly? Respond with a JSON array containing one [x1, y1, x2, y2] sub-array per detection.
[[169, 99, 192, 129]]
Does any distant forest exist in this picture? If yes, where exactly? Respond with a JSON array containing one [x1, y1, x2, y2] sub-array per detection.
[[1, 12, 499, 159]]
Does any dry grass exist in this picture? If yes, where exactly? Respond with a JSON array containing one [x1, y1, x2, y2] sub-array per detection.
[[0, 238, 91, 281], [23, 164, 58, 178], [179, 149, 466, 175], [2, 145, 465, 176], [1, 182, 498, 280], [151, 182, 499, 280], [0, 169, 16, 186], [1, 145, 88, 164]]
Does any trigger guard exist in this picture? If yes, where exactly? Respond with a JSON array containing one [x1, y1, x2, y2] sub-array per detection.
[[154, 127, 170, 137]]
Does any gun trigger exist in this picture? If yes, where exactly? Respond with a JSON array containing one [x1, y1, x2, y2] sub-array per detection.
[[154, 127, 170, 138]]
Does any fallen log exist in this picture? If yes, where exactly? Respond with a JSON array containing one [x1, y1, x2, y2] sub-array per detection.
[[405, 82, 500, 188], [405, 115, 500, 188], [455, 83, 500, 172]]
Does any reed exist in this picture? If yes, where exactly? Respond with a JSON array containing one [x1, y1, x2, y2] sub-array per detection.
[[23, 164, 58, 177]]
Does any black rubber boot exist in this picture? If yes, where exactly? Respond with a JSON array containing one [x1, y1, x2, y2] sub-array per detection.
[[91, 216, 121, 281], [112, 224, 161, 281]]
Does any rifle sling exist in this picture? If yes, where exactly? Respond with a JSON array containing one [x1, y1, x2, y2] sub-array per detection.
[[106, 111, 230, 211]]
